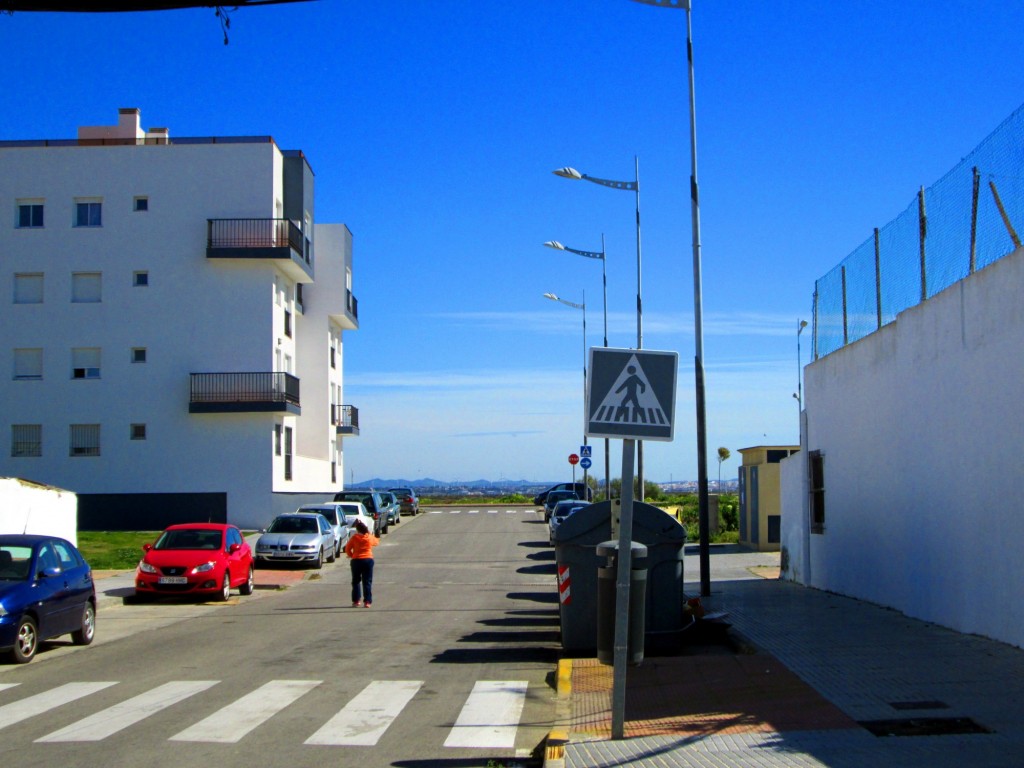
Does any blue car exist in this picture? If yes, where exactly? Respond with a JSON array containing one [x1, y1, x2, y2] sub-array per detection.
[[0, 534, 97, 664]]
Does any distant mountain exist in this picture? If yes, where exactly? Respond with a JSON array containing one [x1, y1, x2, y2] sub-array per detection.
[[352, 478, 548, 490]]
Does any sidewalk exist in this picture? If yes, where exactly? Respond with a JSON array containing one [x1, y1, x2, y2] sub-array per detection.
[[549, 576, 1024, 768]]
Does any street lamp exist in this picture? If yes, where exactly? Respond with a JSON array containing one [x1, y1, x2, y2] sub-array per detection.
[[629, 0, 711, 600], [553, 161, 645, 500], [796, 319, 808, 414], [544, 291, 588, 494], [545, 237, 610, 500]]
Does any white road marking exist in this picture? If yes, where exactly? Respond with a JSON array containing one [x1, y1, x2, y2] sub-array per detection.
[[0, 682, 116, 731], [0, 684, 18, 695], [468, 510, 479, 514], [169, 680, 320, 743], [305, 680, 422, 746], [36, 680, 218, 742], [444, 680, 527, 748], [487, 510, 498, 514]]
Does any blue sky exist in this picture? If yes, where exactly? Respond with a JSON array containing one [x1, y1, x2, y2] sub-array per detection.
[[5, 1, 1024, 485]]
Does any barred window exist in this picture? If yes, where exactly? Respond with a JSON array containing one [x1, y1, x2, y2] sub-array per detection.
[[809, 450, 825, 534], [69, 424, 100, 457], [11, 424, 41, 457]]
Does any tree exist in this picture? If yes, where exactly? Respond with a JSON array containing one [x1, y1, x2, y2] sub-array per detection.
[[716, 446, 731, 491]]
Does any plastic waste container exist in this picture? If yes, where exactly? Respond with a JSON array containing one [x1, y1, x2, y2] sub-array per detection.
[[553, 499, 687, 653], [596, 540, 647, 666]]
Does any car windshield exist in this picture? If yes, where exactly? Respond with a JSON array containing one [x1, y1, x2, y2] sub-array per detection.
[[306, 509, 339, 525], [155, 529, 223, 551], [0, 545, 32, 580], [268, 517, 319, 534], [338, 505, 361, 517]]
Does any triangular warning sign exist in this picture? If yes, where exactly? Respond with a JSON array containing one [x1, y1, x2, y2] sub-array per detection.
[[591, 354, 669, 427]]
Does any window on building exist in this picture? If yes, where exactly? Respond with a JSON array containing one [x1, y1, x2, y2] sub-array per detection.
[[130, 423, 147, 441], [14, 273, 44, 304], [131, 347, 147, 364], [75, 201, 102, 227], [284, 427, 293, 480], [69, 424, 100, 457], [330, 344, 336, 369], [274, 424, 282, 456], [11, 424, 42, 457], [295, 283, 304, 311], [284, 309, 292, 338], [71, 347, 101, 379], [133, 271, 149, 287], [71, 272, 102, 303], [133, 197, 149, 212], [809, 450, 825, 534], [13, 348, 43, 380], [17, 202, 44, 229]]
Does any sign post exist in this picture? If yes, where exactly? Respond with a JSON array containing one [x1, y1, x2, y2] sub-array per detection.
[[586, 347, 677, 740]]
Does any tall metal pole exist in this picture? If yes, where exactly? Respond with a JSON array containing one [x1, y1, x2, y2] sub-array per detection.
[[634, 158, 645, 503], [581, 291, 588, 495], [681, 3, 711, 598], [602, 233, 611, 502]]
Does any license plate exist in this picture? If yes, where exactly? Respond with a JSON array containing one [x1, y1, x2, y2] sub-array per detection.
[[158, 576, 188, 584]]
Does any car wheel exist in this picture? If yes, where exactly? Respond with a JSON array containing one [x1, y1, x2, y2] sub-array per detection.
[[381, 522, 389, 535], [314, 548, 324, 570], [71, 602, 96, 646], [216, 571, 231, 601], [239, 565, 254, 596], [11, 616, 38, 663]]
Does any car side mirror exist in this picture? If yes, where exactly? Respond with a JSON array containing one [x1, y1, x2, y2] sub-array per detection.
[[39, 566, 62, 579], [142, 543, 153, 552], [228, 543, 241, 553]]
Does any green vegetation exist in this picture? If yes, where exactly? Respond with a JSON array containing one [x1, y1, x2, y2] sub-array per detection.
[[77, 531, 159, 570], [659, 492, 739, 543]]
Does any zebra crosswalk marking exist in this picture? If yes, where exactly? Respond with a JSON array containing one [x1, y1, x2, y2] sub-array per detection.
[[305, 680, 422, 746], [36, 680, 217, 742], [169, 680, 320, 743], [443, 680, 527, 748], [0, 684, 18, 695], [0, 682, 117, 732]]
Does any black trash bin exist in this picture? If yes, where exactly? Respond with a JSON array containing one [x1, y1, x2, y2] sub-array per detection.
[[596, 540, 647, 666]]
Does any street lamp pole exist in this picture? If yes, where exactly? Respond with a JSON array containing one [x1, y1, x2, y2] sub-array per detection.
[[630, 0, 711, 596], [544, 237, 609, 499], [544, 292, 588, 494], [553, 164, 645, 501], [796, 319, 808, 414]]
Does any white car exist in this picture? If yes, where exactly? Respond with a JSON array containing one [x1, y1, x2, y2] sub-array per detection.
[[549, 500, 589, 545], [255, 513, 338, 569], [333, 502, 375, 538], [296, 503, 355, 557]]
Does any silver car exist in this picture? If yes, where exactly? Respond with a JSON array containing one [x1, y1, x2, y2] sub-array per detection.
[[296, 504, 353, 557], [255, 513, 337, 569]]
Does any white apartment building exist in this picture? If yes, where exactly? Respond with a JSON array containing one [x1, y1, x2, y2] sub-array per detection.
[[1, 108, 359, 530]]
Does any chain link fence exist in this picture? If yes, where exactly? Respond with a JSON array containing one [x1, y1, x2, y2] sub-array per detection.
[[814, 102, 1024, 359]]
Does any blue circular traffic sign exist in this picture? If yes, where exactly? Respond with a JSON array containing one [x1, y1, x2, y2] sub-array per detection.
[[579, 457, 593, 470]]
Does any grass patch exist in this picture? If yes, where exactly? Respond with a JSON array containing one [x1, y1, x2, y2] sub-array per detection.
[[77, 531, 161, 570]]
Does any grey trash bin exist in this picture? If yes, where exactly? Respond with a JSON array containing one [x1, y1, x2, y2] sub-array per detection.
[[596, 540, 647, 666], [553, 500, 687, 654]]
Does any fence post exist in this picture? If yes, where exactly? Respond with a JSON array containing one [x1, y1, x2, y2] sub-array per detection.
[[988, 178, 1022, 251], [969, 167, 980, 274], [841, 266, 848, 347], [918, 187, 927, 301], [874, 227, 882, 329]]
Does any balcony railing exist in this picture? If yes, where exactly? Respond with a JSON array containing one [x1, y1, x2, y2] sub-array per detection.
[[333, 404, 359, 436], [206, 218, 312, 280], [190, 372, 301, 414]]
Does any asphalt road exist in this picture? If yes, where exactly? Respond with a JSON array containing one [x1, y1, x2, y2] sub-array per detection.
[[0, 506, 560, 768]]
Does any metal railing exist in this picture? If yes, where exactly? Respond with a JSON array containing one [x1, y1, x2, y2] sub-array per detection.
[[207, 218, 304, 258], [347, 290, 358, 320], [190, 372, 300, 406], [332, 404, 359, 430]]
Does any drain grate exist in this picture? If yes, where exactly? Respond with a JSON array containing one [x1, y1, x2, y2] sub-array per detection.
[[888, 700, 950, 711], [860, 717, 992, 737]]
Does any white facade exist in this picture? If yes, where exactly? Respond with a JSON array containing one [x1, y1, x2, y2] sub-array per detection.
[[1, 109, 358, 530], [0, 477, 78, 545], [781, 245, 1024, 649]]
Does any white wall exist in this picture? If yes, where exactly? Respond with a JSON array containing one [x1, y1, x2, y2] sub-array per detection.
[[784, 245, 1024, 648], [0, 477, 78, 545]]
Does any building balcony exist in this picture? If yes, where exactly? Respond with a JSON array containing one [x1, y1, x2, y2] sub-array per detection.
[[207, 218, 313, 282], [332, 404, 359, 436], [190, 372, 301, 415], [329, 289, 359, 330]]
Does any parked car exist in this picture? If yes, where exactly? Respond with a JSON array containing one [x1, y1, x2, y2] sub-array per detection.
[[334, 502, 375, 535], [543, 489, 580, 522], [254, 513, 337, 569], [378, 491, 401, 529], [134, 523, 254, 602], [534, 482, 593, 506], [333, 491, 388, 536], [0, 534, 96, 664], [389, 487, 420, 516], [549, 500, 589, 544], [296, 503, 353, 557]]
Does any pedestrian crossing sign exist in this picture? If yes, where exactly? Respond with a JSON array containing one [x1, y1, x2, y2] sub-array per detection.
[[586, 347, 677, 441]]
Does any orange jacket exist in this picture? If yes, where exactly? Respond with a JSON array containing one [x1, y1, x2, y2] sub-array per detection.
[[345, 532, 379, 560]]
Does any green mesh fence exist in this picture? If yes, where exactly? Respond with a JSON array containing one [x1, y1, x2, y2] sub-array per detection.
[[813, 102, 1024, 359]]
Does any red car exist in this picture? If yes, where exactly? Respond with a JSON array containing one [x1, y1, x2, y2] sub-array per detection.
[[134, 523, 254, 601]]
